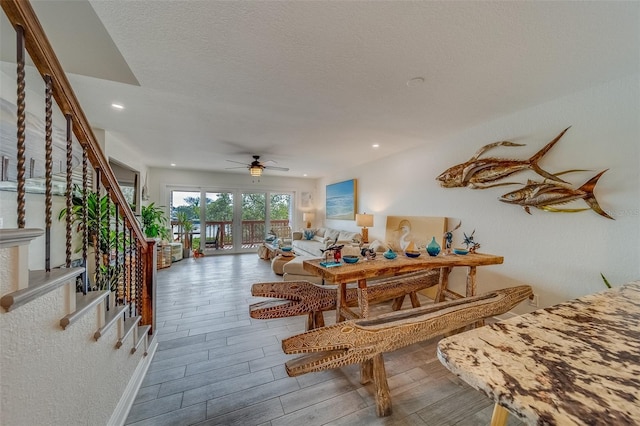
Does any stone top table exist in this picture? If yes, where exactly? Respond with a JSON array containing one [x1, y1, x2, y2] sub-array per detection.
[[303, 252, 503, 322], [437, 281, 640, 426]]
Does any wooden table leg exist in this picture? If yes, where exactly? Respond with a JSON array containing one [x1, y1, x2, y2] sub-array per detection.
[[335, 282, 347, 323], [373, 353, 392, 417], [466, 266, 477, 297], [490, 403, 509, 426], [409, 291, 420, 308], [435, 267, 451, 302]]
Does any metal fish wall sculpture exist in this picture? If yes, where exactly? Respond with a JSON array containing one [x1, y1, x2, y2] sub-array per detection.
[[498, 170, 613, 220], [436, 126, 570, 189]]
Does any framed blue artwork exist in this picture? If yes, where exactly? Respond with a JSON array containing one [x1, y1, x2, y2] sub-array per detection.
[[326, 179, 357, 220]]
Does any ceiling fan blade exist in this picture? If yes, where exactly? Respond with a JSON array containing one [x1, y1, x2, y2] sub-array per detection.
[[226, 159, 249, 165], [225, 166, 248, 170], [264, 166, 289, 171]]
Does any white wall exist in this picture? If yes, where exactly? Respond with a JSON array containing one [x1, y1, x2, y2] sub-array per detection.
[[147, 167, 317, 230], [317, 75, 640, 313]]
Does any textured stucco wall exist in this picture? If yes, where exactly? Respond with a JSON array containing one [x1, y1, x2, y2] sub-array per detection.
[[0, 272, 145, 425]]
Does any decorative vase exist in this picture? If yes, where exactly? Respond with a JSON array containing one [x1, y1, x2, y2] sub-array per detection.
[[383, 249, 397, 259], [426, 237, 441, 257]]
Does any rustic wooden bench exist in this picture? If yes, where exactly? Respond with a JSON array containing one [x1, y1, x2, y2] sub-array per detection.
[[281, 285, 532, 417], [250, 270, 440, 330]]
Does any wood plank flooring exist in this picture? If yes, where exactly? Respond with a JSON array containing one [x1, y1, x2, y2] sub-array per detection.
[[125, 253, 526, 426]]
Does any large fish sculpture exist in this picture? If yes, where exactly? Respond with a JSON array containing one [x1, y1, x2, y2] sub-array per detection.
[[436, 126, 570, 189], [498, 169, 613, 219]]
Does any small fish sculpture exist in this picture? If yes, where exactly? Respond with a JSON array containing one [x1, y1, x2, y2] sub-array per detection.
[[498, 169, 613, 219], [436, 127, 571, 189]]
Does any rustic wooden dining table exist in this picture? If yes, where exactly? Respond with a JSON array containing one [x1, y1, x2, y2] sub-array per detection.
[[303, 252, 504, 322], [437, 281, 640, 426]]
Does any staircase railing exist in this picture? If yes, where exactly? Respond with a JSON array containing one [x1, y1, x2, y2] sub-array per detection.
[[1, 0, 155, 331]]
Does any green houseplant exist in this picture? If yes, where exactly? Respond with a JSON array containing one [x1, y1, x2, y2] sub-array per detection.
[[58, 185, 128, 291], [140, 203, 170, 241], [175, 211, 194, 257]]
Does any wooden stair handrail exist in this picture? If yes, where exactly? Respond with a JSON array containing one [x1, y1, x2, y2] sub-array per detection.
[[1, 0, 147, 252]]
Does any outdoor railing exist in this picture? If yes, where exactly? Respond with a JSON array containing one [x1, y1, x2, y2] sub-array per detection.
[[171, 219, 290, 249]]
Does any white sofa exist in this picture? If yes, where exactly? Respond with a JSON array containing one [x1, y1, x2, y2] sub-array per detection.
[[291, 227, 362, 258], [282, 238, 396, 284]]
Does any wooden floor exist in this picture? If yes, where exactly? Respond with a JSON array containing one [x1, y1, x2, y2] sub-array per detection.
[[125, 253, 525, 426]]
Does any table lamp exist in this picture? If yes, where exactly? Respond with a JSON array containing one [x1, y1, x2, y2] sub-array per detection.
[[356, 213, 374, 244], [303, 212, 314, 228]]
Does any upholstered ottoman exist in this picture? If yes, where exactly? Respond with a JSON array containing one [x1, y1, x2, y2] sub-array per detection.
[[282, 256, 323, 285], [271, 254, 295, 275]]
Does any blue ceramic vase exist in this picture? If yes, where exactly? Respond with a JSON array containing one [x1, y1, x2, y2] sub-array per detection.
[[426, 236, 441, 256]]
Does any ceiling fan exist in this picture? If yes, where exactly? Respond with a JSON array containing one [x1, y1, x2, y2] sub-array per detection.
[[225, 155, 289, 177]]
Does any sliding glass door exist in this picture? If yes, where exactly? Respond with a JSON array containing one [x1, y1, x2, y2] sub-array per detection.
[[169, 187, 292, 255], [203, 191, 234, 252]]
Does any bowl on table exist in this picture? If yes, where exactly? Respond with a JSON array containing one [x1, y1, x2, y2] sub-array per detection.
[[405, 251, 421, 258], [342, 255, 360, 264], [453, 248, 469, 255], [383, 250, 397, 260], [281, 246, 293, 252]]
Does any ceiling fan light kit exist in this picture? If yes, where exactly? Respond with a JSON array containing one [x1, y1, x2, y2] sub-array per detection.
[[250, 165, 262, 177], [226, 155, 290, 176]]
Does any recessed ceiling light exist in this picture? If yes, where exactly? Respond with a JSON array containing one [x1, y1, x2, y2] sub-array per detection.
[[372, 144, 380, 149], [406, 77, 425, 87], [111, 103, 124, 109], [303, 173, 308, 177], [170, 163, 176, 167]]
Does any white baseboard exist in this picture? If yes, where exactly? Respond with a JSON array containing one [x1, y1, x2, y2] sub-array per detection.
[[108, 334, 158, 426]]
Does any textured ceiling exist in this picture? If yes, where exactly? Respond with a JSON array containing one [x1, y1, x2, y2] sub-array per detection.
[[15, 1, 640, 178]]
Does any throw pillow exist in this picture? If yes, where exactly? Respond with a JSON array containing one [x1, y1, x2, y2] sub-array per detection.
[[325, 228, 340, 242], [303, 229, 315, 240]]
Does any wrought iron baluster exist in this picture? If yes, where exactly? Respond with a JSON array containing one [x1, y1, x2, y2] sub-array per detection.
[[105, 186, 111, 299], [136, 241, 142, 318], [94, 168, 101, 291], [15, 25, 26, 228], [82, 150, 89, 294], [65, 115, 73, 267], [128, 227, 133, 318], [44, 75, 53, 272], [115, 203, 120, 306]]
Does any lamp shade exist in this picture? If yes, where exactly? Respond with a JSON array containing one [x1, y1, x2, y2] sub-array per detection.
[[303, 212, 314, 228], [356, 213, 374, 228]]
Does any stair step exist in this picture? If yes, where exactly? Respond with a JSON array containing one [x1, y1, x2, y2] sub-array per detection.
[[60, 290, 109, 330], [1, 267, 85, 312], [131, 325, 151, 355], [94, 304, 129, 341], [116, 316, 141, 349]]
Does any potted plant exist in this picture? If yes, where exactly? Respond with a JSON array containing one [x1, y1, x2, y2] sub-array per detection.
[[140, 203, 170, 241], [58, 184, 128, 290], [176, 211, 194, 257]]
